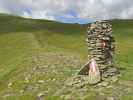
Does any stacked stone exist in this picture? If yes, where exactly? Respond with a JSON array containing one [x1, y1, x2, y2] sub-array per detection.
[[87, 21, 115, 72]]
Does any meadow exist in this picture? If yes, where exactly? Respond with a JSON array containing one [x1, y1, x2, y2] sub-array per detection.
[[0, 14, 133, 99]]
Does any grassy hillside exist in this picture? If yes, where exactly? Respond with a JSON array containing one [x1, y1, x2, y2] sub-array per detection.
[[0, 14, 133, 100]]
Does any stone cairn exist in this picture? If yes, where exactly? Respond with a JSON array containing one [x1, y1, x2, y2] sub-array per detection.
[[87, 21, 115, 71], [78, 21, 118, 85], [87, 21, 117, 84]]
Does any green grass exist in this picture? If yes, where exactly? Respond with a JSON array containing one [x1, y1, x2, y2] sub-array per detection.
[[0, 14, 133, 99]]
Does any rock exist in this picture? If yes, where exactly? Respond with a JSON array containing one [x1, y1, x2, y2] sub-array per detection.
[[106, 85, 113, 89], [25, 85, 34, 91], [8, 82, 13, 88], [123, 87, 132, 94], [107, 68, 118, 73], [20, 90, 24, 93], [111, 76, 118, 83], [65, 78, 75, 86], [88, 60, 101, 85], [52, 78, 56, 81], [98, 81, 109, 87], [24, 84, 39, 92], [98, 92, 105, 96], [106, 97, 115, 100], [25, 77, 30, 83], [38, 80, 45, 84], [37, 92, 45, 99]]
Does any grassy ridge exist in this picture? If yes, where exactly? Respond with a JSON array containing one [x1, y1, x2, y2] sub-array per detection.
[[0, 14, 133, 99], [0, 14, 87, 78]]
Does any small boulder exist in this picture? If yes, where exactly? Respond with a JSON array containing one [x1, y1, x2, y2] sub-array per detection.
[[106, 97, 115, 100]]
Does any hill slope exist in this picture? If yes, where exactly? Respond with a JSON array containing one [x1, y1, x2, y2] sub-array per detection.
[[0, 14, 133, 100]]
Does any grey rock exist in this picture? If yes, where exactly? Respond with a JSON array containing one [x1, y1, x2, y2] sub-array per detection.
[[98, 81, 109, 87], [106, 97, 115, 100], [107, 68, 118, 73], [20, 90, 25, 93], [38, 80, 45, 84], [24, 77, 30, 83], [8, 82, 13, 88], [111, 76, 118, 83], [37, 92, 45, 99]]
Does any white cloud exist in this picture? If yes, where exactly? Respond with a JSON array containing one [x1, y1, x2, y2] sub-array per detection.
[[26, 11, 55, 20], [76, 0, 133, 20], [0, 0, 133, 20]]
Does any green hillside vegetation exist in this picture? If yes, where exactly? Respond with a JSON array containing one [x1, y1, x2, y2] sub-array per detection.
[[0, 14, 133, 99]]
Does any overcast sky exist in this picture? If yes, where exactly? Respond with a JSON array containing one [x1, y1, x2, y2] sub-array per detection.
[[0, 0, 133, 23]]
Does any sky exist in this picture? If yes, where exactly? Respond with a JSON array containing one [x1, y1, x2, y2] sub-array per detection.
[[0, 0, 133, 24]]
